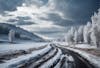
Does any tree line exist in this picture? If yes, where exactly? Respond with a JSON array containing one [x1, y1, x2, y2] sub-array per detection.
[[65, 8, 100, 48]]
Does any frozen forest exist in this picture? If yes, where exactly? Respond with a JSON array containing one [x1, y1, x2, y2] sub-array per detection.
[[65, 9, 100, 48]]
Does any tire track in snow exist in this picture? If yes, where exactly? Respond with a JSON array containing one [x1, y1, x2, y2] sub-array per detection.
[[28, 47, 57, 68], [39, 48, 62, 68], [0, 45, 47, 63], [56, 45, 95, 68]]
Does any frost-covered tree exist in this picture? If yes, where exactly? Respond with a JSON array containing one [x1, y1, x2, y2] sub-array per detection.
[[90, 28, 96, 46], [90, 25, 100, 47], [74, 30, 78, 44], [83, 22, 92, 44], [8, 29, 15, 43], [70, 27, 75, 35], [78, 26, 84, 43], [65, 8, 100, 48], [91, 9, 100, 48], [66, 27, 75, 44], [91, 9, 100, 26], [66, 32, 73, 45]]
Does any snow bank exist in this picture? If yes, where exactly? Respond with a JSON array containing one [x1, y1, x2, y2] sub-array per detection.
[[54, 55, 64, 68], [51, 42, 68, 46], [0, 45, 51, 68], [40, 48, 62, 68], [0, 42, 48, 53], [67, 47, 100, 68], [75, 44, 96, 49]]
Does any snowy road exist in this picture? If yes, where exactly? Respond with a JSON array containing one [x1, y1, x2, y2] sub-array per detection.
[[0, 43, 98, 68], [57, 46, 95, 68]]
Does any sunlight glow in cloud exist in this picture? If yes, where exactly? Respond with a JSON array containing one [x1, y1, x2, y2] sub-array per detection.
[[0, 0, 71, 32]]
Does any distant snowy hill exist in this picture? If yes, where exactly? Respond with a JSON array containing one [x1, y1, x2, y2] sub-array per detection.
[[0, 23, 45, 42]]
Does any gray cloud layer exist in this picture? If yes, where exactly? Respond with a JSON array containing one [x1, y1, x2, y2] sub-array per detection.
[[0, 0, 99, 32], [0, 0, 99, 26], [0, 0, 24, 13], [0, 0, 99, 38]]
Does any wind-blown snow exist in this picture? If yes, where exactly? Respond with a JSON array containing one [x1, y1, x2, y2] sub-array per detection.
[[67, 47, 100, 68], [40, 48, 62, 68], [0, 42, 48, 53], [54, 55, 65, 68], [0, 45, 51, 68], [74, 44, 96, 49]]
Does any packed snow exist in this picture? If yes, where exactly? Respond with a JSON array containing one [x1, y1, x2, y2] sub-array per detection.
[[0, 42, 48, 53], [0, 45, 51, 68], [74, 44, 96, 49], [54, 55, 65, 68], [66, 47, 100, 68], [40, 48, 62, 68]]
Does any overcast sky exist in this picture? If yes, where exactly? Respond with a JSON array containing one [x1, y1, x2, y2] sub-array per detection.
[[0, 0, 99, 38]]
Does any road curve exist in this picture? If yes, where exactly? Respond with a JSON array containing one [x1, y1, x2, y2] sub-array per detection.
[[57, 45, 95, 68], [3, 43, 96, 68]]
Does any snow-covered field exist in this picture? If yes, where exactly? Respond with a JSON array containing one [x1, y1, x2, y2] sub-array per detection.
[[0, 42, 48, 53], [0, 42, 75, 68], [0, 45, 51, 68], [74, 44, 96, 49], [0, 41, 100, 68]]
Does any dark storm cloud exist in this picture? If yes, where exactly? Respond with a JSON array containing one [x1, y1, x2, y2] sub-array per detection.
[[7, 19, 18, 22], [17, 16, 31, 20], [0, 0, 24, 13], [7, 16, 35, 25], [53, 0, 100, 25], [0, 0, 99, 26], [7, 19, 34, 25], [16, 20, 34, 25], [39, 13, 78, 26], [37, 0, 100, 26]]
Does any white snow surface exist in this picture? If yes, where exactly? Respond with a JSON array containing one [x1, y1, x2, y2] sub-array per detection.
[[74, 44, 96, 49], [66, 47, 100, 68], [0, 45, 51, 68], [54, 55, 65, 68], [56, 43, 100, 68], [0, 42, 48, 53], [52, 42, 68, 46], [67, 55, 74, 62], [40, 48, 62, 68]]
